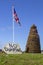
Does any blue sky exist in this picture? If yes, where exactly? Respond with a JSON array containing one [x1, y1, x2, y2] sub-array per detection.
[[0, 0, 43, 51]]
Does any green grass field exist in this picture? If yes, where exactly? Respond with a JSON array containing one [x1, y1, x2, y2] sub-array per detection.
[[0, 52, 43, 65]]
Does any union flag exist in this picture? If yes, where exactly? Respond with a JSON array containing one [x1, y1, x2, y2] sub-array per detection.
[[12, 7, 21, 26]]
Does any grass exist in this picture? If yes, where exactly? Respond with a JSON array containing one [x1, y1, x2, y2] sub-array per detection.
[[0, 52, 43, 65]]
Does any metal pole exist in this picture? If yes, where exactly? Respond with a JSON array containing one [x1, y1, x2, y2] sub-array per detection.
[[13, 21, 14, 42], [12, 6, 14, 42]]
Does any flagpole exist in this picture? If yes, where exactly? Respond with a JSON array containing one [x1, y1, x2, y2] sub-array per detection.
[[13, 21, 14, 42], [12, 6, 21, 42], [12, 6, 14, 43]]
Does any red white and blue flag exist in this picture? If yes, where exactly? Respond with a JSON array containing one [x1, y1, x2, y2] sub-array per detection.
[[13, 7, 21, 26]]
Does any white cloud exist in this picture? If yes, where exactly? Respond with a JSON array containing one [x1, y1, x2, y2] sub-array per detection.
[[7, 26, 12, 30], [0, 26, 13, 32], [0, 27, 6, 31]]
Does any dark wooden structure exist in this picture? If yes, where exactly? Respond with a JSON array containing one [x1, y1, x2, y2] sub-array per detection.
[[26, 24, 41, 53]]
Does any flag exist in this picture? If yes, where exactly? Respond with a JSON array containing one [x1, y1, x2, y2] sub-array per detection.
[[13, 7, 21, 26]]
